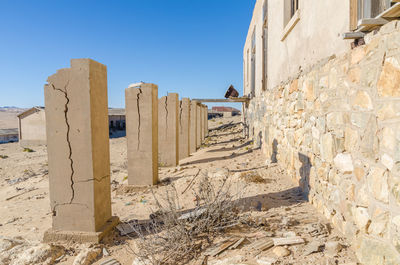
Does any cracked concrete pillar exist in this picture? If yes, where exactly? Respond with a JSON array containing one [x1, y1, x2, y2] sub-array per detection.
[[189, 100, 198, 154], [126, 83, 158, 186], [179, 98, 190, 160], [200, 104, 206, 143], [43, 59, 118, 243], [204, 105, 208, 137], [196, 103, 201, 148], [158, 93, 179, 166]]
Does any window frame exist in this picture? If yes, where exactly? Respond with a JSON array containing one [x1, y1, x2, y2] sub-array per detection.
[[282, 0, 300, 41]]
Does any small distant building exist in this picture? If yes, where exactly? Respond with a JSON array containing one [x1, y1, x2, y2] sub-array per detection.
[[210, 106, 241, 118], [17, 107, 126, 146], [108, 108, 126, 138], [17, 107, 46, 146], [0, 128, 19, 144]]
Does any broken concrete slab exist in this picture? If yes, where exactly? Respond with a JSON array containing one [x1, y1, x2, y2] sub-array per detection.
[[179, 98, 190, 160], [43, 59, 118, 243], [273, 236, 305, 246], [189, 100, 198, 154], [158, 93, 179, 166], [126, 83, 158, 186]]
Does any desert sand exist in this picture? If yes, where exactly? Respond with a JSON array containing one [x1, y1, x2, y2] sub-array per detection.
[[0, 116, 358, 265]]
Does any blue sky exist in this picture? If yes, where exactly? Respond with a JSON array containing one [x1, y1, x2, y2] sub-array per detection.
[[0, 0, 255, 109]]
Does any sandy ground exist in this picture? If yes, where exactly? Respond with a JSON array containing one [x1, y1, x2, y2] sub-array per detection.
[[0, 116, 358, 265]]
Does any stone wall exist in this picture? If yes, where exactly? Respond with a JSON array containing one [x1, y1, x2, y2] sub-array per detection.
[[245, 21, 400, 264]]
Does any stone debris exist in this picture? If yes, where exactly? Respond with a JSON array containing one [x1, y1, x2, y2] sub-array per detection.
[[0, 237, 64, 265], [131, 257, 152, 265], [100, 257, 121, 265], [256, 256, 277, 265], [325, 241, 343, 257], [72, 247, 101, 265], [272, 246, 291, 257], [272, 236, 305, 246], [303, 240, 324, 256]]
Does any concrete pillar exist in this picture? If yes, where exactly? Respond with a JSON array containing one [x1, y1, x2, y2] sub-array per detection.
[[158, 93, 179, 166], [43, 59, 118, 243], [126, 83, 158, 186], [200, 105, 205, 142], [179, 98, 190, 160], [196, 103, 201, 148], [204, 105, 208, 137], [189, 100, 198, 154]]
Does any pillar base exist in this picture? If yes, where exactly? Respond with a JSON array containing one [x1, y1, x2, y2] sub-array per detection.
[[43, 216, 119, 244]]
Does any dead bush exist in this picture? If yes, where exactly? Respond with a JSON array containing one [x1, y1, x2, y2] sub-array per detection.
[[240, 171, 270, 184], [129, 176, 246, 265]]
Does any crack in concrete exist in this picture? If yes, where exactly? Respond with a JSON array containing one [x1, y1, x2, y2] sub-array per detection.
[[164, 96, 169, 135], [51, 81, 75, 204], [136, 88, 142, 150], [179, 100, 183, 133], [76, 174, 110, 183]]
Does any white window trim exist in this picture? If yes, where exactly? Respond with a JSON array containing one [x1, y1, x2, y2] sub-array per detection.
[[281, 9, 300, 41]]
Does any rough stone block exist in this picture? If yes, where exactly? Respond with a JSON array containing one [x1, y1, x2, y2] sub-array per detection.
[[126, 83, 158, 185], [179, 98, 190, 160], [159, 93, 179, 166], [334, 153, 354, 173], [189, 100, 198, 154], [44, 59, 117, 240], [377, 57, 400, 97]]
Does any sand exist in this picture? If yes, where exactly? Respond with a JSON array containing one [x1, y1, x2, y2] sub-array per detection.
[[0, 116, 358, 265]]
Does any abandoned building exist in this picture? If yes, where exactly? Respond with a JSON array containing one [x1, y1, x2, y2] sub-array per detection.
[[209, 106, 241, 118], [17, 107, 126, 146], [244, 0, 400, 263]]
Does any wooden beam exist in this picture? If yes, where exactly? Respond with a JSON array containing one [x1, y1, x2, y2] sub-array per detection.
[[358, 17, 389, 27], [192, 97, 250, 103], [350, 0, 358, 31], [343, 32, 365, 39]]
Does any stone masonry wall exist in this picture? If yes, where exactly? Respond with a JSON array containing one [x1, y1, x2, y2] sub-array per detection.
[[245, 21, 400, 264]]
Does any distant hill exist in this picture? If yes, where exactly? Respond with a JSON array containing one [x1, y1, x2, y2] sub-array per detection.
[[0, 107, 27, 129]]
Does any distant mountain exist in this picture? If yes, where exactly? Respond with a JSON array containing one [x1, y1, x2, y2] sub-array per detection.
[[0, 106, 19, 108]]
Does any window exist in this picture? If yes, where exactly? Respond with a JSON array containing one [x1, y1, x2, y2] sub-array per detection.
[[246, 49, 250, 87], [250, 29, 256, 97], [350, 0, 394, 30], [282, 0, 300, 41], [358, 0, 391, 19], [262, 0, 268, 90], [284, 0, 299, 26], [290, 0, 299, 19]]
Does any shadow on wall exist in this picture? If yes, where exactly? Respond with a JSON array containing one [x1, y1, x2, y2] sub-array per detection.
[[269, 138, 311, 201], [298, 152, 311, 200]]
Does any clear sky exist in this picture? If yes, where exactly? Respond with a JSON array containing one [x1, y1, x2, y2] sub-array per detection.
[[0, 0, 255, 109]]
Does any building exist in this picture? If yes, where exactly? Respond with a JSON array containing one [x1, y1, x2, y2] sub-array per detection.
[[17, 107, 46, 146], [0, 128, 19, 144], [244, 1, 400, 263], [210, 106, 241, 118], [17, 107, 126, 146]]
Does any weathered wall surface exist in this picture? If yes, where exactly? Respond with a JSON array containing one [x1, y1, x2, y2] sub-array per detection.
[[243, 0, 351, 97], [245, 22, 400, 264]]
